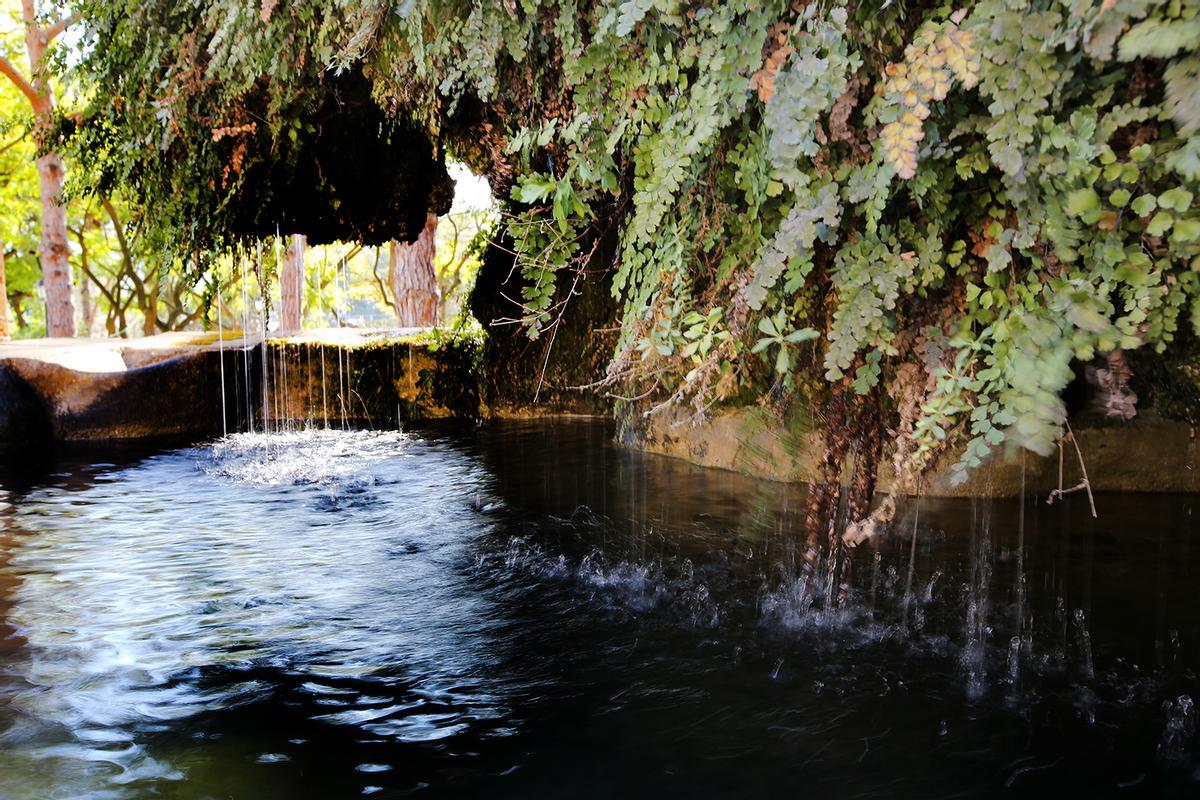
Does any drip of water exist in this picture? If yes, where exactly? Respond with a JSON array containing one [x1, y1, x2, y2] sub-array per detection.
[[303, 344, 312, 427], [336, 256, 347, 429], [239, 254, 253, 434], [901, 495, 921, 631], [343, 256, 353, 427], [1074, 608, 1095, 682], [215, 274, 227, 437], [321, 341, 329, 429], [273, 232, 284, 432], [1007, 635, 1021, 687], [1015, 453, 1027, 643], [962, 506, 992, 700], [868, 549, 881, 620], [1190, 433, 1197, 493], [280, 345, 289, 431], [1054, 597, 1068, 665], [257, 240, 271, 435], [922, 570, 942, 603]]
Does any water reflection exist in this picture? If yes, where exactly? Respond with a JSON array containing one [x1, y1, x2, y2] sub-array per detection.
[[1, 429, 518, 797], [0, 420, 1197, 798]]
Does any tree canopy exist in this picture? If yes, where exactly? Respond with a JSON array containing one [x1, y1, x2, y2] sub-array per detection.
[[66, 0, 1200, 490]]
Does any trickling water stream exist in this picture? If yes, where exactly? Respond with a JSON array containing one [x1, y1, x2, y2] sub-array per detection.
[[0, 420, 1198, 798]]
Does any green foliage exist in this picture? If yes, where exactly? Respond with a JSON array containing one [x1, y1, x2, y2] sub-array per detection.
[[753, 310, 818, 376], [70, 0, 1200, 483]]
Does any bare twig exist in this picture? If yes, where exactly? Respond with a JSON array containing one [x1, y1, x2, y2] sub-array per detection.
[[371, 246, 394, 310], [531, 237, 598, 403], [1045, 420, 1098, 518]]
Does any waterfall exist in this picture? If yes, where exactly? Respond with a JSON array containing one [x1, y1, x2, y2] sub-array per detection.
[[257, 240, 271, 435], [240, 253, 253, 434], [962, 502, 992, 700], [216, 273, 227, 437], [901, 493, 920, 631]]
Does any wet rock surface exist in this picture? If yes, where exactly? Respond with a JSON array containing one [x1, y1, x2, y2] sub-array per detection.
[[0, 331, 482, 449], [2, 351, 242, 444], [3, 324, 1199, 497], [624, 404, 1200, 497], [0, 364, 52, 457], [258, 335, 481, 427], [469, 234, 618, 416]]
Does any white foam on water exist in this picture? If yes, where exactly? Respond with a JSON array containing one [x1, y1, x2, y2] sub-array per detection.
[[204, 429, 410, 486]]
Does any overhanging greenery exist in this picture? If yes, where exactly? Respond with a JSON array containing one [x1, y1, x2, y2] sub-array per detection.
[[68, 0, 1200, 497]]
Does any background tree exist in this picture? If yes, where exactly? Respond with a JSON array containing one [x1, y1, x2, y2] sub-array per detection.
[[280, 234, 305, 333], [0, 0, 77, 336], [388, 215, 439, 328], [0, 75, 44, 337]]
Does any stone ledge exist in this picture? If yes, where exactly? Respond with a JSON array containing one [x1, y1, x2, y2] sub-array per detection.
[[621, 405, 1198, 497], [0, 329, 480, 452]]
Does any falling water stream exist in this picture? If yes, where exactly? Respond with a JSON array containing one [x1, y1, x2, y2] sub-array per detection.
[[0, 420, 1198, 798]]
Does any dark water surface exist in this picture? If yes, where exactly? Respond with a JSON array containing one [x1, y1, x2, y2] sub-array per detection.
[[1, 419, 1198, 798]]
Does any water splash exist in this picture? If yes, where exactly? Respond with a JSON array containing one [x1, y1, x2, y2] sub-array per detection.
[[1159, 695, 1196, 765], [1073, 608, 1095, 682], [488, 536, 720, 626], [205, 429, 409, 487]]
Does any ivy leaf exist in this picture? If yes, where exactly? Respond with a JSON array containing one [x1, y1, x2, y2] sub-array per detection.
[[1114, 264, 1148, 285], [1065, 188, 1100, 218], [1146, 212, 1174, 237], [1172, 219, 1200, 243], [1159, 187, 1194, 212], [1119, 17, 1200, 61], [513, 177, 554, 204], [784, 327, 820, 344], [1129, 143, 1153, 161], [1068, 302, 1109, 333], [1131, 194, 1157, 216]]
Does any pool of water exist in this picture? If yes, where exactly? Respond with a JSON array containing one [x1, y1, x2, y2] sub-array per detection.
[[0, 419, 1198, 798]]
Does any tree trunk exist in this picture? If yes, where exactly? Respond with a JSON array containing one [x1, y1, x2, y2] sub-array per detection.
[[0, 250, 10, 340], [388, 214, 439, 327], [73, 229, 98, 337], [11, 296, 26, 332], [11, 1, 77, 338], [280, 234, 305, 332], [36, 151, 75, 336], [78, 263, 92, 336], [142, 279, 158, 337]]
